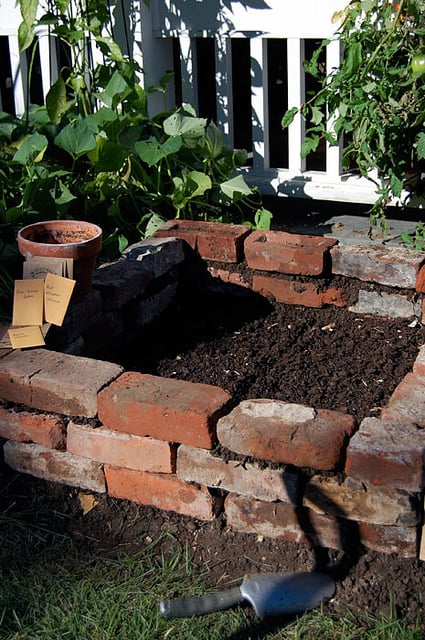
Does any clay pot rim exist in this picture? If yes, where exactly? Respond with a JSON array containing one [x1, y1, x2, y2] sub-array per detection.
[[17, 220, 102, 247]]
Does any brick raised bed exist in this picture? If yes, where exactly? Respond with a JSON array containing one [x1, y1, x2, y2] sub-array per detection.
[[2, 220, 425, 557]]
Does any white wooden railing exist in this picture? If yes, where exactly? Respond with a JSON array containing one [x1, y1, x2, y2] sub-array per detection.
[[0, 0, 381, 206]]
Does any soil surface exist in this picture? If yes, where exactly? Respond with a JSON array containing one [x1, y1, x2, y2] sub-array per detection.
[[110, 279, 424, 425], [3, 278, 425, 633]]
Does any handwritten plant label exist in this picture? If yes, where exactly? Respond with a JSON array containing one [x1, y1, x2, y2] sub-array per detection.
[[23, 256, 73, 279], [44, 272, 76, 326], [8, 325, 45, 349], [12, 279, 44, 326]]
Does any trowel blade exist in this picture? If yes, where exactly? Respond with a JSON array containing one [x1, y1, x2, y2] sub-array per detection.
[[240, 571, 335, 618]]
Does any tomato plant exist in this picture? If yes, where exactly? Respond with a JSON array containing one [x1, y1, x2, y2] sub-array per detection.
[[282, 0, 425, 231]]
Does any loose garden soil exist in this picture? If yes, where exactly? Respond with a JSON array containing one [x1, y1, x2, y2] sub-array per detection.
[[2, 279, 425, 633]]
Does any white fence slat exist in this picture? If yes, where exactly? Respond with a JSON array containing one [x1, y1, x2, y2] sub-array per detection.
[[36, 30, 58, 97], [325, 37, 342, 179], [8, 34, 26, 116], [287, 37, 306, 175], [249, 36, 266, 172], [178, 34, 198, 110], [214, 33, 229, 136]]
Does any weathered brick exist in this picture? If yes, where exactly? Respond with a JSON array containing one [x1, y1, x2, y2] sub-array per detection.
[[3, 440, 106, 492], [98, 372, 231, 448], [123, 236, 186, 277], [105, 465, 219, 520], [224, 493, 354, 550], [0, 348, 123, 417], [252, 275, 346, 308], [0, 406, 66, 449], [415, 264, 425, 292], [207, 267, 251, 289], [345, 417, 425, 491], [322, 287, 348, 307], [177, 444, 300, 503], [331, 244, 425, 288], [77, 310, 124, 352], [47, 289, 103, 346], [413, 346, 425, 377], [133, 280, 178, 327], [225, 494, 418, 556], [0, 325, 13, 355], [349, 289, 420, 319], [381, 372, 425, 426], [93, 232, 184, 312], [304, 475, 421, 526], [154, 220, 251, 263], [67, 421, 176, 473], [357, 521, 418, 557], [217, 400, 356, 470], [93, 257, 153, 309], [245, 230, 336, 275]]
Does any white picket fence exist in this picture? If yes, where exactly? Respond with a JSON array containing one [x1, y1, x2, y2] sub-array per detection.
[[0, 0, 380, 205]]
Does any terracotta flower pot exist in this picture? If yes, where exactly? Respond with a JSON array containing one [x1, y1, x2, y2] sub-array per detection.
[[17, 220, 102, 299]]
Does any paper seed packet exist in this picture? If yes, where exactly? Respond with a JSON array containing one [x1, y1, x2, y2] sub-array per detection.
[[8, 260, 76, 349]]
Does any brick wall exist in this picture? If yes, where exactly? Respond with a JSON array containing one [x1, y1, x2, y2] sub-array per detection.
[[1, 220, 425, 557]]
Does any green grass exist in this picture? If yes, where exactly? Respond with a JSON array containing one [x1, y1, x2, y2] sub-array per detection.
[[0, 482, 423, 639]]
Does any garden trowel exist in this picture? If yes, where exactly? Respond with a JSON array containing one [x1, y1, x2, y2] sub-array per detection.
[[159, 570, 335, 619]]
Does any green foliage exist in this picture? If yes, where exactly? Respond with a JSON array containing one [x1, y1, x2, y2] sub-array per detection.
[[0, 0, 271, 317], [282, 0, 425, 230], [401, 220, 425, 249]]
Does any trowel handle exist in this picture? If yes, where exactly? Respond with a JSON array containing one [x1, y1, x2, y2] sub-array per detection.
[[159, 586, 244, 618]]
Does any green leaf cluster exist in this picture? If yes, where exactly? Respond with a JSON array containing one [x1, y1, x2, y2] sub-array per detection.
[[0, 0, 272, 316], [282, 0, 425, 228]]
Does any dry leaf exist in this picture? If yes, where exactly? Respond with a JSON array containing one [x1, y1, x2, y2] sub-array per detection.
[[78, 492, 98, 515]]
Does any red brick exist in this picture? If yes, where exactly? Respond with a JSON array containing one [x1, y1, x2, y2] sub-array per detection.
[[0, 406, 66, 449], [154, 220, 251, 263], [416, 264, 425, 292], [67, 421, 176, 473], [253, 275, 323, 307], [225, 494, 418, 556], [217, 400, 356, 471], [207, 266, 251, 288], [0, 348, 123, 417], [245, 230, 336, 275], [381, 372, 425, 426], [177, 444, 300, 502], [105, 465, 219, 520], [97, 372, 231, 448], [3, 440, 106, 492], [345, 417, 425, 491], [331, 244, 425, 288], [252, 275, 346, 308], [322, 287, 347, 307]]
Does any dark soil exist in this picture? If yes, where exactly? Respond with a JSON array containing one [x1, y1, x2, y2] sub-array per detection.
[[3, 277, 425, 632], [110, 279, 424, 425]]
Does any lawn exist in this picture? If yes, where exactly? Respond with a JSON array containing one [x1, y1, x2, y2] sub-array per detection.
[[0, 473, 422, 639]]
